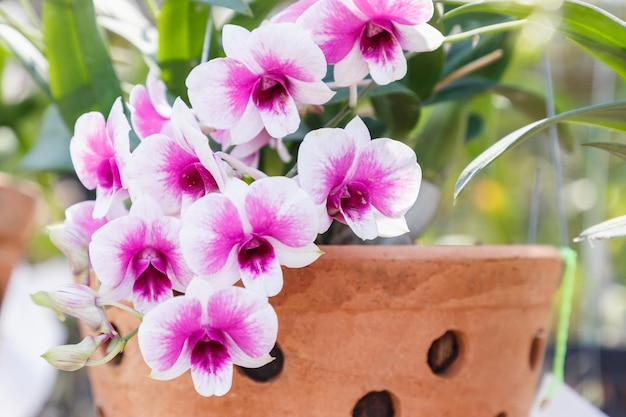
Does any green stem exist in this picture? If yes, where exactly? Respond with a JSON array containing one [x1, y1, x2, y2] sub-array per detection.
[[86, 338, 126, 367], [545, 247, 577, 400], [443, 19, 528, 44], [144, 0, 160, 21], [18, 0, 41, 28], [101, 301, 144, 320]]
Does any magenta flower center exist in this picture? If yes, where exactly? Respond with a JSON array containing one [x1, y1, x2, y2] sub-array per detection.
[[253, 75, 289, 111], [361, 21, 395, 57], [96, 157, 122, 189], [238, 235, 274, 277], [328, 181, 371, 221], [191, 339, 231, 374], [132, 248, 172, 303], [180, 162, 219, 197]]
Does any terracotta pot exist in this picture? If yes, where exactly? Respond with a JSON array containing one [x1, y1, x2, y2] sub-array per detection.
[[0, 175, 38, 305], [85, 245, 562, 417]]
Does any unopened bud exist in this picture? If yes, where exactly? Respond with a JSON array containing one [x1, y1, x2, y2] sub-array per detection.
[[42, 334, 109, 371]]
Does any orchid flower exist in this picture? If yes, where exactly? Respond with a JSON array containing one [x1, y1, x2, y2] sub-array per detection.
[[138, 278, 278, 396], [270, 0, 318, 23], [180, 177, 321, 297], [128, 71, 173, 139], [298, 0, 444, 86], [297, 116, 421, 240], [70, 97, 131, 218], [126, 98, 229, 215], [47, 200, 127, 277], [89, 196, 194, 314], [186, 22, 334, 145]]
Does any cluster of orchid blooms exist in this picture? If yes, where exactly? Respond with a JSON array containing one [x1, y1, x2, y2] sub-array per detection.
[[34, 0, 443, 397]]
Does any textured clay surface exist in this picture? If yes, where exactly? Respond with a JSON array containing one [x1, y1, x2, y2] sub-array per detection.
[[85, 245, 562, 417]]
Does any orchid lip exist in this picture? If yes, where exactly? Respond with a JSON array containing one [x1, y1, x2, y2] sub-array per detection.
[[238, 235, 275, 278], [97, 158, 121, 189], [180, 162, 219, 196], [253, 75, 289, 110]]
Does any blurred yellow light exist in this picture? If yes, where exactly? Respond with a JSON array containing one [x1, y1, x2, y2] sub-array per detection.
[[471, 178, 507, 213]]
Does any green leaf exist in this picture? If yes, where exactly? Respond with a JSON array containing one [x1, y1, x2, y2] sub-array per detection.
[[192, 0, 250, 15], [229, 0, 284, 30], [20, 105, 73, 172], [454, 99, 626, 201], [443, 0, 626, 79], [582, 142, 626, 159], [43, 0, 122, 130], [95, 0, 158, 61], [575, 214, 626, 241], [0, 24, 50, 96], [371, 91, 421, 142], [158, 0, 210, 100], [413, 100, 470, 184]]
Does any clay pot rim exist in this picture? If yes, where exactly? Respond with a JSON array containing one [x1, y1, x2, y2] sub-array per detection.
[[316, 244, 561, 262]]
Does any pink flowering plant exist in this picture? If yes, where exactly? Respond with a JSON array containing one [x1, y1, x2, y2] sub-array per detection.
[[19, 0, 626, 399]]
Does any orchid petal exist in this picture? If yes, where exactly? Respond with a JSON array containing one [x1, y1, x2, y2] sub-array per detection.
[[246, 177, 319, 246], [333, 41, 370, 86], [360, 23, 407, 85], [395, 22, 444, 53], [206, 286, 278, 358], [89, 216, 146, 295], [288, 78, 335, 106], [298, 127, 357, 204], [190, 341, 233, 397], [298, 0, 364, 64], [70, 112, 109, 190], [187, 58, 258, 129], [353, 138, 421, 218], [353, 0, 434, 25], [238, 244, 284, 297], [138, 296, 201, 379], [341, 202, 378, 240], [129, 84, 170, 140], [373, 212, 410, 237], [181, 194, 245, 276], [271, 239, 322, 268], [271, 0, 318, 23]]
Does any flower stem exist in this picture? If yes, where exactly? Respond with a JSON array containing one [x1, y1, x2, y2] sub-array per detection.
[[101, 301, 144, 320], [443, 19, 528, 44]]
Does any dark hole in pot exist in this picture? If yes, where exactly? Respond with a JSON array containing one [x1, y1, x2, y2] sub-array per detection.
[[529, 330, 546, 371], [238, 343, 283, 382], [352, 390, 395, 417], [96, 406, 105, 417], [427, 330, 460, 375], [495, 412, 507, 417], [105, 322, 123, 366]]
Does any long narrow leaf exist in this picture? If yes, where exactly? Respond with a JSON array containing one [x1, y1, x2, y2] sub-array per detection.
[[582, 142, 626, 159], [0, 24, 49, 96], [43, 0, 122, 129], [443, 0, 626, 79], [158, 0, 210, 100], [454, 100, 626, 201], [575, 215, 626, 241]]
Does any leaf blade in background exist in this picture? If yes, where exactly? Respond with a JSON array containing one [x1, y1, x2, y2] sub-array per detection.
[[0, 24, 50, 96], [454, 100, 626, 201], [158, 0, 210, 100], [442, 0, 626, 79], [19, 105, 73, 172], [193, 0, 250, 15], [575, 214, 626, 241], [43, 0, 122, 129], [582, 142, 626, 159], [229, 0, 284, 30]]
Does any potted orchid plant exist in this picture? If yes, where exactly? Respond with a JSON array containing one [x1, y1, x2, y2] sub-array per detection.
[[4, 0, 624, 414]]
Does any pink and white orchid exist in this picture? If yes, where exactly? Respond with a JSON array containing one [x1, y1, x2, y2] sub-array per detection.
[[128, 70, 173, 139], [298, 0, 444, 86], [297, 116, 422, 240], [186, 22, 334, 144], [212, 128, 292, 169], [126, 98, 229, 215], [138, 278, 278, 397], [89, 196, 194, 314], [70, 97, 131, 218], [48, 200, 127, 276], [180, 176, 321, 297]]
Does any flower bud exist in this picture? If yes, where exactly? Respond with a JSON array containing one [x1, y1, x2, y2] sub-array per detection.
[[31, 283, 113, 334], [42, 334, 109, 371]]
